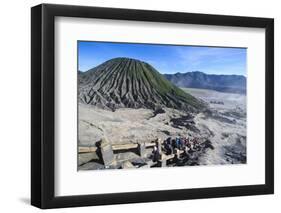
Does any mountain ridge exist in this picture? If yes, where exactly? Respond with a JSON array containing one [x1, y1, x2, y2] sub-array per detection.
[[164, 71, 246, 94]]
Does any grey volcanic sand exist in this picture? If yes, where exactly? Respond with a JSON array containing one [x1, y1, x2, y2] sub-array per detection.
[[78, 104, 189, 146], [182, 88, 246, 110], [184, 88, 246, 165], [78, 88, 246, 167]]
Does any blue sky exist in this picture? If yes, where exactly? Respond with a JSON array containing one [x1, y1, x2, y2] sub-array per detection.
[[78, 41, 247, 76]]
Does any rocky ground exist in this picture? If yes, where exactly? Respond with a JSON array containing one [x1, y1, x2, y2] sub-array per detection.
[[78, 88, 246, 170], [182, 88, 246, 165]]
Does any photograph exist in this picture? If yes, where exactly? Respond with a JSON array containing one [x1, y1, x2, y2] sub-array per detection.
[[77, 41, 247, 170]]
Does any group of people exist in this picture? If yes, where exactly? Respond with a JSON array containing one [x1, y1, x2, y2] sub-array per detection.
[[151, 136, 202, 163]]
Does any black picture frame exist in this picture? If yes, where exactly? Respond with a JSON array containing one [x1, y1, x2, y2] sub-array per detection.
[[31, 3, 274, 209]]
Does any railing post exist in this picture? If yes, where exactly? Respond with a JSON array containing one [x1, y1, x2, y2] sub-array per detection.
[[160, 154, 167, 167], [100, 139, 115, 166], [138, 142, 146, 157]]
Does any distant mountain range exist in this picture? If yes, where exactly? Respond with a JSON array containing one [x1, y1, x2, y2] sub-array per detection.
[[164, 71, 246, 94], [79, 58, 205, 111]]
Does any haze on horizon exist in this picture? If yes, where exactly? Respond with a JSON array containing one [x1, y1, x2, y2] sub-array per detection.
[[78, 41, 247, 76]]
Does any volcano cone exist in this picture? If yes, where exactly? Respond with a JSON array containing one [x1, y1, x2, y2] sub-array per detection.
[[79, 57, 204, 111]]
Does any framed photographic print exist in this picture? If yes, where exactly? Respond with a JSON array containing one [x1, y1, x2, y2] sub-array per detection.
[[31, 3, 274, 209]]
